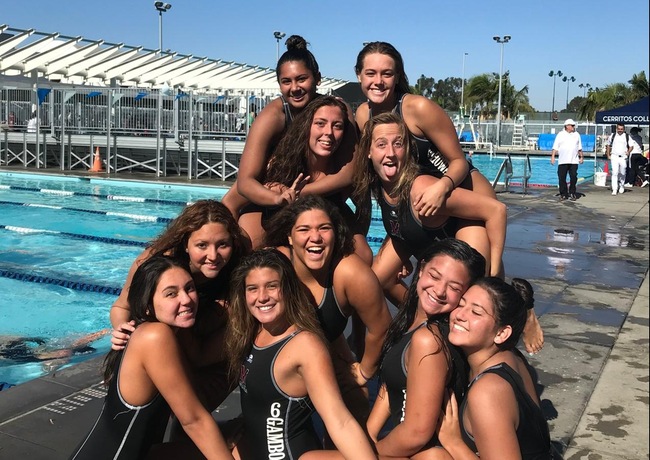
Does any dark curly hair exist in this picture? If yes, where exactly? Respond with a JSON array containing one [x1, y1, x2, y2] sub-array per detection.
[[264, 194, 355, 260]]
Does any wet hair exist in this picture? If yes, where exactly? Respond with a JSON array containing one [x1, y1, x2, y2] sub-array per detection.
[[352, 111, 418, 228], [265, 96, 349, 186], [276, 35, 321, 83], [354, 41, 411, 96], [225, 248, 325, 379], [264, 195, 355, 260], [380, 239, 486, 369], [471, 277, 531, 351], [103, 256, 189, 385], [148, 199, 249, 297]]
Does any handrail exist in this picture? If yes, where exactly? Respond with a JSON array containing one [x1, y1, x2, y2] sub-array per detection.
[[492, 156, 509, 189], [491, 153, 533, 193]]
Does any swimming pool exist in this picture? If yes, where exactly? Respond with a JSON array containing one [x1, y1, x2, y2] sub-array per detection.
[[0, 171, 388, 386], [469, 154, 596, 186], [0, 172, 231, 386]]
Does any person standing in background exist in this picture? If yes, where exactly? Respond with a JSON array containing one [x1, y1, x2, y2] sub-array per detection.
[[626, 127, 648, 188], [550, 119, 583, 201], [606, 123, 632, 196]]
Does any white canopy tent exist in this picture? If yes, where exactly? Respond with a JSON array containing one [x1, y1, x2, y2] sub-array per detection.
[[0, 24, 348, 94]]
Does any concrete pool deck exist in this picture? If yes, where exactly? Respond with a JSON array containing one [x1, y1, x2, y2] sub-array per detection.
[[0, 172, 647, 459]]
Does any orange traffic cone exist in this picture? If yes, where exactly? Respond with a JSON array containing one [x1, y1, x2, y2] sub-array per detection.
[[89, 146, 104, 172]]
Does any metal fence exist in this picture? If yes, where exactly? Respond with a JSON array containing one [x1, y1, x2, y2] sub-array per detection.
[[0, 81, 281, 178]]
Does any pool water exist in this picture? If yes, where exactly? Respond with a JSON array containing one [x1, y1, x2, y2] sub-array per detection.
[[0, 172, 231, 386], [0, 171, 389, 386], [469, 154, 596, 186]]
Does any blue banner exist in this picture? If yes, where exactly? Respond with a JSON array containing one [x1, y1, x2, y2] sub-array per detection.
[[37, 88, 51, 106]]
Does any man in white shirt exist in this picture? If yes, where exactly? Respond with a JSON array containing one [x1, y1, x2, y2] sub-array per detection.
[[606, 124, 633, 195], [551, 119, 584, 201]]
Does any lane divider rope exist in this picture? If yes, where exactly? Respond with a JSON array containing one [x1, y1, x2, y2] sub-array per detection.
[[0, 268, 121, 296], [0, 224, 148, 247], [0, 200, 172, 223], [0, 184, 191, 206]]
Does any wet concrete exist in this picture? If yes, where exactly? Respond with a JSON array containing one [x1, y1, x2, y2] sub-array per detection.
[[0, 173, 647, 459]]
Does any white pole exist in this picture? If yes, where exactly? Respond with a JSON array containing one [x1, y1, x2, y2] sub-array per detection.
[[461, 52, 468, 115], [496, 43, 504, 147]]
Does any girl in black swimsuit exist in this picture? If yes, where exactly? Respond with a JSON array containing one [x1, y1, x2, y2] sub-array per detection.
[[439, 277, 552, 459]]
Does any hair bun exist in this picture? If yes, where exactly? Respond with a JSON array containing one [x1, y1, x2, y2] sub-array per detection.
[[285, 35, 308, 50]]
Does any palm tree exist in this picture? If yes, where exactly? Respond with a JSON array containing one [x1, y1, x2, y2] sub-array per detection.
[[465, 73, 498, 120], [465, 72, 532, 120], [628, 71, 649, 100], [579, 83, 631, 120]]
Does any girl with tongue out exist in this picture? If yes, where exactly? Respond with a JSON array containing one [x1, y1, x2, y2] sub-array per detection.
[[353, 112, 506, 308]]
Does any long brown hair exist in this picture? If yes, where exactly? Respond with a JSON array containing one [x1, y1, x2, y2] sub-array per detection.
[[148, 199, 249, 296], [352, 111, 419, 227], [225, 248, 326, 379], [103, 256, 189, 385], [265, 96, 350, 186]]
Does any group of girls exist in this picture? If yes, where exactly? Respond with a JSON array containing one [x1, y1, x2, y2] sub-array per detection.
[[69, 36, 551, 459]]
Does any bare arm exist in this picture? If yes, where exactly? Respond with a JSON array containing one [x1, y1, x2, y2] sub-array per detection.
[[406, 95, 469, 217], [236, 98, 288, 207], [367, 384, 391, 444], [375, 327, 449, 457], [437, 391, 478, 460], [339, 255, 392, 382], [298, 333, 376, 460], [415, 176, 507, 277], [139, 324, 234, 459], [462, 376, 522, 460], [110, 249, 154, 350]]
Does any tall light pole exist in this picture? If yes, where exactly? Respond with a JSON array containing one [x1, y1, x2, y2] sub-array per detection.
[[154, 2, 171, 178], [460, 52, 468, 116], [493, 35, 511, 147], [548, 70, 562, 116], [154, 2, 172, 53], [578, 82, 592, 98], [562, 75, 576, 109], [274, 31, 286, 62]]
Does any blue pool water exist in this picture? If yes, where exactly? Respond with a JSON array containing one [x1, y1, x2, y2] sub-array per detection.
[[0, 171, 388, 386], [0, 172, 231, 386], [469, 154, 596, 186]]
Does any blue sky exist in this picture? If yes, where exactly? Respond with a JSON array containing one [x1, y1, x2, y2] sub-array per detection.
[[4, 0, 649, 111]]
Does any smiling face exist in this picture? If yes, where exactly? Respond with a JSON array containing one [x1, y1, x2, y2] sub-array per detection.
[[278, 60, 319, 111], [245, 267, 286, 329], [357, 52, 398, 108], [417, 254, 473, 318], [152, 266, 198, 329], [185, 222, 233, 284], [368, 122, 407, 189], [309, 105, 345, 161], [288, 208, 335, 272], [448, 284, 499, 351]]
